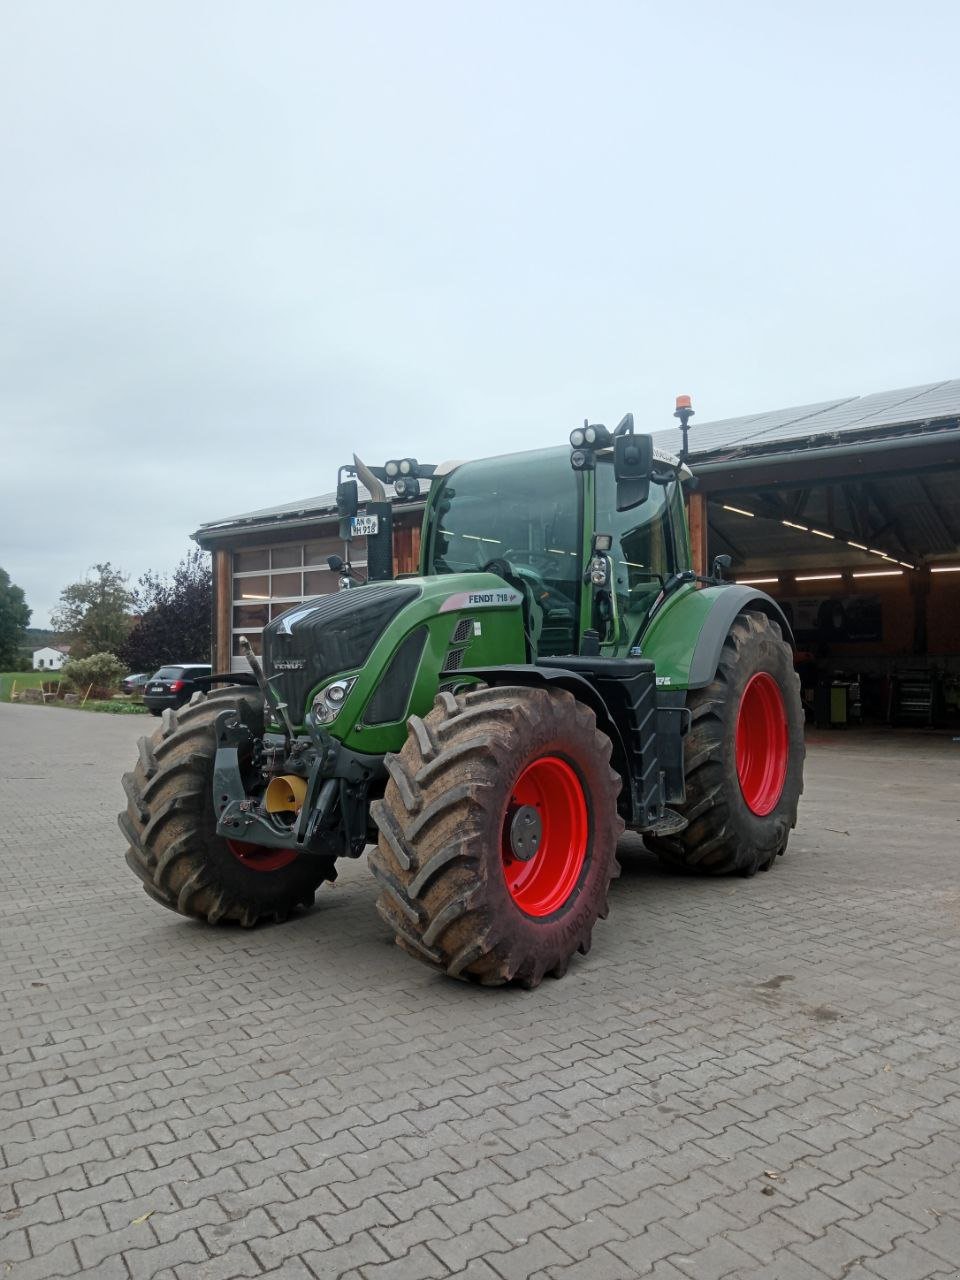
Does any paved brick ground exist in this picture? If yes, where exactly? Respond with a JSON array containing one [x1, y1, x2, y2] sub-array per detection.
[[1, 701, 960, 1280]]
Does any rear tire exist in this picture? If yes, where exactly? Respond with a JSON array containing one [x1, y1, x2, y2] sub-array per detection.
[[646, 610, 804, 876], [120, 686, 336, 925], [369, 684, 623, 988]]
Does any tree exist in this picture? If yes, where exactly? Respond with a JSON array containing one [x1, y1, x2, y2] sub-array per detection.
[[118, 548, 212, 673], [0, 568, 31, 668], [51, 562, 134, 658]]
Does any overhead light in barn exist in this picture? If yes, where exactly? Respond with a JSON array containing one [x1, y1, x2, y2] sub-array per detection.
[[931, 565, 960, 573], [796, 573, 843, 581]]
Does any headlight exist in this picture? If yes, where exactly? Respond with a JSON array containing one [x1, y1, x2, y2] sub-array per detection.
[[311, 676, 358, 724]]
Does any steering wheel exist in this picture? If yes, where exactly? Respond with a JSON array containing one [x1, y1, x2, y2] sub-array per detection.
[[481, 556, 574, 620], [497, 548, 567, 575]]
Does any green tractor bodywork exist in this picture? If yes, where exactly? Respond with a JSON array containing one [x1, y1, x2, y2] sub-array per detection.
[[122, 414, 804, 987]]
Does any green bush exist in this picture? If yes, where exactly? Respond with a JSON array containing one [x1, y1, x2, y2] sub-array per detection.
[[61, 652, 126, 700]]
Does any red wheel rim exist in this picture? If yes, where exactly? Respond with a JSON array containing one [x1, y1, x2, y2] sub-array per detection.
[[501, 756, 588, 917], [226, 840, 299, 873], [735, 672, 789, 816]]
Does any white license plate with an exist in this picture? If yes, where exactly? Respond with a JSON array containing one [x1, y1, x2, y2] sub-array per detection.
[[350, 515, 379, 536]]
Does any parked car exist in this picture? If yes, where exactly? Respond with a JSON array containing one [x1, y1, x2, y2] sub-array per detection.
[[121, 672, 152, 695], [143, 664, 213, 715]]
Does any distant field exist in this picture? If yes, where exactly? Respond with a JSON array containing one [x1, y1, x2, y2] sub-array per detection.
[[0, 673, 148, 713], [0, 671, 62, 701]]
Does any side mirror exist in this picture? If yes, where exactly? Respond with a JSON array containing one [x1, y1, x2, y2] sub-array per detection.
[[337, 479, 358, 541], [326, 554, 345, 572], [712, 554, 732, 581], [613, 432, 653, 511]]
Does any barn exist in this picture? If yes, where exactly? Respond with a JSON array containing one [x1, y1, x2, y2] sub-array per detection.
[[194, 377, 960, 726]]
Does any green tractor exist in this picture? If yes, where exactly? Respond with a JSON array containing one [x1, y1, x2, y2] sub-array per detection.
[[120, 402, 804, 988]]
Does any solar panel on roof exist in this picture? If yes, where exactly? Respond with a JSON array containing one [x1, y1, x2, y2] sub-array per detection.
[[651, 378, 960, 460]]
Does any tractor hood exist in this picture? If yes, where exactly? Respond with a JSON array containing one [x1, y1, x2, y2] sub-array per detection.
[[263, 573, 528, 749], [263, 581, 421, 725]]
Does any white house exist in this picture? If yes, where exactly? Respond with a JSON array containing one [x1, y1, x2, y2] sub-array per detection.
[[32, 646, 68, 671]]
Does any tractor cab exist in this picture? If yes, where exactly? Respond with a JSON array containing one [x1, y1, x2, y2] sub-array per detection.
[[343, 431, 692, 663]]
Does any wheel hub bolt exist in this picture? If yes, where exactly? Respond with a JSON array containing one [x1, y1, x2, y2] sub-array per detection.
[[509, 805, 542, 861]]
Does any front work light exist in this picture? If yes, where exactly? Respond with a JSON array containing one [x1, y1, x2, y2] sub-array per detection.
[[570, 422, 612, 450], [311, 676, 358, 725], [583, 423, 612, 448], [570, 420, 611, 472]]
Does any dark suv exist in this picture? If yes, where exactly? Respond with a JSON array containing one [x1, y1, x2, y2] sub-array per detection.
[[143, 664, 212, 715]]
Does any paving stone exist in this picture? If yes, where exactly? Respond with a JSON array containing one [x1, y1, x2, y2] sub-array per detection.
[[122, 1230, 209, 1280], [785, 1224, 882, 1279], [867, 1236, 960, 1280]]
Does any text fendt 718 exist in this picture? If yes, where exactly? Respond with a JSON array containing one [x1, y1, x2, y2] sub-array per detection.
[[121, 403, 804, 988]]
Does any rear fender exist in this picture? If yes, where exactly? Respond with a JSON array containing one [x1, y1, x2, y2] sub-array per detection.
[[640, 584, 794, 691]]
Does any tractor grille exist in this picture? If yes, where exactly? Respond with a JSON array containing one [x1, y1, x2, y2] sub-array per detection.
[[263, 582, 420, 724], [452, 617, 475, 644], [442, 646, 465, 674]]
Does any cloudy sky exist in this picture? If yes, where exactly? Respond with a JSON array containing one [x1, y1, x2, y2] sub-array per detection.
[[2, 1, 958, 626]]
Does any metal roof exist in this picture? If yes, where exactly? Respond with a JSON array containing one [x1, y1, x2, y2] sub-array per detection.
[[198, 485, 370, 537], [195, 378, 960, 542], [651, 378, 960, 461]]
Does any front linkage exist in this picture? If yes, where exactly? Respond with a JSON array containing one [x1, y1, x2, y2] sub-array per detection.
[[212, 709, 384, 860]]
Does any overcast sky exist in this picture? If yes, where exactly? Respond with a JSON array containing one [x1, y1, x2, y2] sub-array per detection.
[[2, 1, 958, 627]]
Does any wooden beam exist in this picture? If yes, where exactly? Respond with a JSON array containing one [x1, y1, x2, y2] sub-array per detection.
[[694, 436, 960, 495], [688, 490, 709, 575], [212, 548, 232, 673]]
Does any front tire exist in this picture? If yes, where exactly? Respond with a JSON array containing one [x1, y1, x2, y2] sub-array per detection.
[[120, 686, 336, 925], [369, 684, 623, 988], [646, 610, 804, 876]]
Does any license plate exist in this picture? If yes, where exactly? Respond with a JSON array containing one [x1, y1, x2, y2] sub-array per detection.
[[350, 514, 379, 536], [147, 685, 163, 693]]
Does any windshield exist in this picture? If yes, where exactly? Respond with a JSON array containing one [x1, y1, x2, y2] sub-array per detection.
[[428, 448, 582, 656], [595, 459, 674, 624]]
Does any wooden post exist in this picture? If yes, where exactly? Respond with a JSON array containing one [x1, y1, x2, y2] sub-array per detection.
[[688, 490, 709, 577], [212, 548, 233, 673]]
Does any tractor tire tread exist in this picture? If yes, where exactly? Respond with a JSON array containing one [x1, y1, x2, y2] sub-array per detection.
[[119, 686, 335, 925], [646, 610, 804, 876], [370, 684, 623, 988]]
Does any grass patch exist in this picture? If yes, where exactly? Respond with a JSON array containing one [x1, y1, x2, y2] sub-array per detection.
[[0, 673, 149, 713], [76, 699, 150, 715], [0, 671, 62, 701]]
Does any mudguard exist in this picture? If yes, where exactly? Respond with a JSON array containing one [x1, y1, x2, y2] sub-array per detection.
[[638, 583, 795, 691]]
